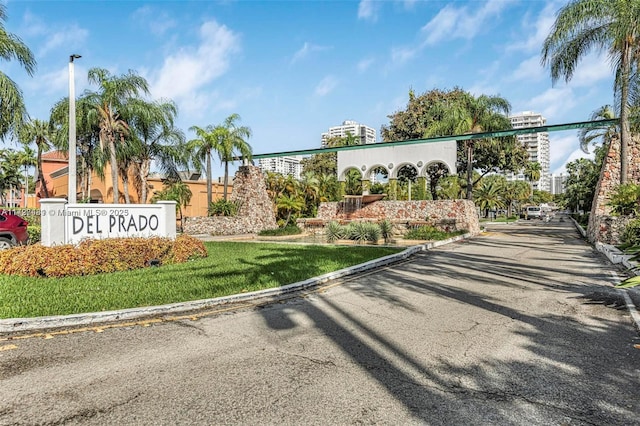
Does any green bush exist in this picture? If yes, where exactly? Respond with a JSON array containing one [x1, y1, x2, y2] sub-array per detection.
[[208, 199, 241, 216], [27, 225, 41, 244], [258, 225, 303, 237], [345, 222, 380, 244], [0, 235, 208, 278], [379, 219, 393, 243], [608, 183, 640, 216], [326, 221, 344, 243], [621, 219, 640, 247], [404, 225, 465, 241]]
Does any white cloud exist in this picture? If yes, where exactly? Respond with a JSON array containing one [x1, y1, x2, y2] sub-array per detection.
[[390, 46, 418, 66], [506, 0, 560, 53], [39, 25, 89, 57], [421, 0, 512, 45], [528, 87, 576, 120], [132, 6, 177, 36], [510, 55, 545, 82], [291, 42, 331, 64], [150, 20, 240, 103], [568, 52, 612, 87], [357, 57, 374, 73], [315, 75, 338, 97], [20, 12, 88, 58], [358, 0, 379, 22]]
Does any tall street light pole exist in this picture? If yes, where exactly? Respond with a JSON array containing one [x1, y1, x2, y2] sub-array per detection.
[[68, 54, 81, 203]]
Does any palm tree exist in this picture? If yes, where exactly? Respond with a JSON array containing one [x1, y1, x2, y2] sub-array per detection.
[[85, 68, 150, 204], [216, 113, 253, 200], [474, 177, 506, 218], [578, 105, 618, 153], [524, 161, 542, 186], [0, 4, 36, 140], [187, 124, 223, 207], [424, 92, 512, 200], [18, 119, 54, 198], [49, 95, 102, 200], [276, 193, 305, 227], [15, 145, 36, 207], [503, 180, 532, 217], [189, 114, 252, 205], [541, 0, 640, 184], [0, 149, 22, 205], [124, 98, 185, 203]]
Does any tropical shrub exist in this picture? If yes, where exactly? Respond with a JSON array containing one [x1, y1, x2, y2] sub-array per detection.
[[379, 219, 393, 243], [405, 225, 465, 241], [346, 222, 381, 244], [608, 183, 640, 216], [326, 221, 345, 242], [209, 199, 241, 216], [258, 225, 303, 237], [620, 219, 640, 247], [0, 235, 207, 277], [27, 225, 41, 244]]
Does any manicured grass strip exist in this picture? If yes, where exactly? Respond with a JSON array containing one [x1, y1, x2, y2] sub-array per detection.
[[0, 242, 403, 319]]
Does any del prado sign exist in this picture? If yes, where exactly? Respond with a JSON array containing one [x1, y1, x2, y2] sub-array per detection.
[[40, 199, 177, 246]]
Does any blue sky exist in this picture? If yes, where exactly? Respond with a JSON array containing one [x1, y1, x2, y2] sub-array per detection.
[[2, 0, 614, 177]]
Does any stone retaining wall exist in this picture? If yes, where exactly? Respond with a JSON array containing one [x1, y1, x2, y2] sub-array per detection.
[[183, 165, 277, 236], [309, 199, 480, 235]]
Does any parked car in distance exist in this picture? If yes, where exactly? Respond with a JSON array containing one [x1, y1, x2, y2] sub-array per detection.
[[525, 205, 542, 219], [0, 211, 29, 250]]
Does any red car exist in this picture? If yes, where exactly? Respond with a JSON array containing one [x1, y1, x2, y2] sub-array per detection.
[[0, 211, 29, 250]]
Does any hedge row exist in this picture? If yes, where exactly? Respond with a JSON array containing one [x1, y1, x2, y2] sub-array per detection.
[[0, 234, 208, 278]]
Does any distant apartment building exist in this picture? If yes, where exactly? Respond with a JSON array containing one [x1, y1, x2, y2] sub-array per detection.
[[508, 111, 551, 192], [550, 173, 567, 195], [258, 156, 303, 180], [321, 120, 376, 147]]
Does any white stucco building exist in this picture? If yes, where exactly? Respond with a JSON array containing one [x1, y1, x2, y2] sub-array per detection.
[[321, 120, 376, 147], [508, 111, 551, 192], [258, 156, 303, 179]]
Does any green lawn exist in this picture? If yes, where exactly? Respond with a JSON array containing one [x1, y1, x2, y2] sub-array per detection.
[[0, 241, 403, 319]]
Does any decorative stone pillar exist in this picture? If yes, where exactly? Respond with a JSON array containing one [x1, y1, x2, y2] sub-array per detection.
[[587, 134, 640, 243]]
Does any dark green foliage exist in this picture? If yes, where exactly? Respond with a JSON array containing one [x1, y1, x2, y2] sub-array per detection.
[[258, 225, 303, 237], [208, 199, 241, 216], [621, 219, 640, 247], [379, 219, 393, 243], [608, 183, 640, 216], [404, 225, 465, 241]]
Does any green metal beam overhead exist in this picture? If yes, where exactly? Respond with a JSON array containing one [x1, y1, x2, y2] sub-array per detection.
[[248, 118, 619, 160]]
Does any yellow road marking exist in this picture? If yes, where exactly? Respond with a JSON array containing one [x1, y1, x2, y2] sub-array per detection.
[[0, 344, 17, 351]]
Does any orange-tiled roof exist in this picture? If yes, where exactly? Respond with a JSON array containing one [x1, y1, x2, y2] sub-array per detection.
[[41, 151, 69, 161]]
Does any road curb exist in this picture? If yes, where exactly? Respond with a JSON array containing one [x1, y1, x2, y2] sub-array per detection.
[[0, 234, 470, 334]]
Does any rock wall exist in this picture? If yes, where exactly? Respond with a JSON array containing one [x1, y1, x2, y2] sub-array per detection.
[[588, 135, 640, 244], [183, 165, 277, 236], [314, 199, 480, 234]]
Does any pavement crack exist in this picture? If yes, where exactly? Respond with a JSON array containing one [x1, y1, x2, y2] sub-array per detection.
[[44, 392, 142, 426]]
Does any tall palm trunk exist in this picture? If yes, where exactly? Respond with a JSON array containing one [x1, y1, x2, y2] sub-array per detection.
[[140, 159, 151, 204], [206, 149, 212, 207], [466, 141, 474, 200], [223, 160, 230, 201], [109, 137, 119, 204], [121, 170, 131, 204], [36, 149, 49, 198], [619, 42, 632, 184]]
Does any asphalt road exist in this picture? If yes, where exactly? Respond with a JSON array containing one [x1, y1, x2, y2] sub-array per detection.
[[1, 218, 639, 425]]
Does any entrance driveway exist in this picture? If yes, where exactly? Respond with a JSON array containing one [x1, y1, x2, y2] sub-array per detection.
[[1, 218, 639, 425]]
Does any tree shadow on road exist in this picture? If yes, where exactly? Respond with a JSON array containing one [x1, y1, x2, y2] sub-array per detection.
[[256, 220, 640, 424]]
